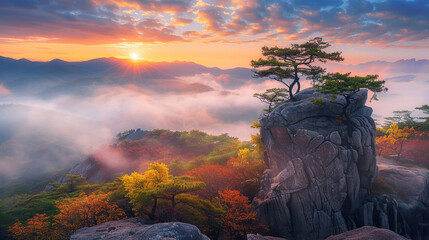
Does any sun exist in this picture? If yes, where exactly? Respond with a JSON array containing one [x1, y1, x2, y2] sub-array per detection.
[[130, 52, 139, 60]]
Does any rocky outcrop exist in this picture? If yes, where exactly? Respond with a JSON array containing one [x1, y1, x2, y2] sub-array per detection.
[[325, 226, 408, 240], [377, 161, 429, 206], [118, 128, 149, 141], [247, 234, 287, 240], [367, 158, 429, 240], [70, 218, 209, 240], [254, 89, 377, 239], [58, 156, 108, 183]]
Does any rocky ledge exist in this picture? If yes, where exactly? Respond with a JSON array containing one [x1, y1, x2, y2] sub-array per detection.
[[325, 226, 408, 240], [70, 218, 209, 240]]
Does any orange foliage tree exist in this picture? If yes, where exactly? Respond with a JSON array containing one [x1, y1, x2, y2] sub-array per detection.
[[185, 163, 238, 199], [218, 190, 266, 239], [53, 193, 125, 239], [8, 214, 51, 240]]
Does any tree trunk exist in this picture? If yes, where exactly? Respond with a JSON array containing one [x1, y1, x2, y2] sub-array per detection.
[[150, 198, 158, 220], [397, 141, 404, 160], [297, 79, 301, 93], [171, 196, 176, 221], [290, 67, 299, 101]]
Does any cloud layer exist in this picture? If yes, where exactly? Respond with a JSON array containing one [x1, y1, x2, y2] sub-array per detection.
[[0, 0, 428, 47]]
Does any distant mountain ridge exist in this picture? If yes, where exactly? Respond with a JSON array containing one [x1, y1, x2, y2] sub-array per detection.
[[326, 58, 429, 74], [0, 56, 254, 98], [1, 56, 427, 93]]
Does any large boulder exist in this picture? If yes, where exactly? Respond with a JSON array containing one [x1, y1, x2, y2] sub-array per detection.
[[370, 158, 429, 240], [254, 89, 377, 239], [377, 160, 429, 206], [325, 226, 408, 240], [70, 218, 209, 240]]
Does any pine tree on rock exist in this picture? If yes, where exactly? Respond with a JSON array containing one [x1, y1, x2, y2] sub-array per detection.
[[253, 88, 288, 114], [251, 37, 343, 101], [314, 72, 386, 136]]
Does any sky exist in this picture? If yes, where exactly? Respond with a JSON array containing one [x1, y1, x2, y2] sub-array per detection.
[[0, 0, 429, 68], [0, 0, 428, 180]]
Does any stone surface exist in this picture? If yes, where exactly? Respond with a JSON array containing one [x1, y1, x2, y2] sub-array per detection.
[[372, 157, 429, 240], [247, 233, 287, 240], [58, 156, 107, 183], [377, 162, 429, 205], [325, 226, 408, 240], [70, 218, 209, 240], [255, 89, 377, 240]]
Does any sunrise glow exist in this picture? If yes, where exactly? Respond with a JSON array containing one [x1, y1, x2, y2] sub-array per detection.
[[130, 52, 139, 61]]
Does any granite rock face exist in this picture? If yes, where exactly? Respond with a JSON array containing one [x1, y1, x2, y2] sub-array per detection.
[[254, 89, 377, 239], [58, 156, 107, 183], [368, 159, 429, 240], [377, 163, 429, 206], [325, 226, 408, 240], [70, 218, 209, 240]]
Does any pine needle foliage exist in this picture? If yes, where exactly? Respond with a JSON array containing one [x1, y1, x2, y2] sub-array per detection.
[[251, 37, 343, 100]]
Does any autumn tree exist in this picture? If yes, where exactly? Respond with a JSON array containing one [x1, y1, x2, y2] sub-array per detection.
[[218, 190, 266, 239], [8, 214, 51, 240], [186, 163, 238, 199], [383, 123, 418, 159], [228, 148, 266, 181], [253, 88, 288, 114], [121, 163, 169, 220], [251, 37, 343, 101], [375, 135, 393, 156], [314, 72, 386, 135], [122, 163, 206, 221], [53, 193, 125, 239]]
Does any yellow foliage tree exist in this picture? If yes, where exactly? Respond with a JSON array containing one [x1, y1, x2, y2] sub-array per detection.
[[376, 123, 418, 159], [122, 163, 206, 221], [121, 163, 170, 220]]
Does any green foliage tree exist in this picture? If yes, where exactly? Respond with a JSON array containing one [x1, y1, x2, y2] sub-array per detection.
[[168, 158, 186, 176], [61, 174, 87, 193], [384, 110, 415, 126], [155, 176, 205, 221], [415, 105, 429, 132], [314, 72, 386, 135], [416, 104, 429, 116], [253, 88, 288, 114], [251, 37, 343, 100]]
